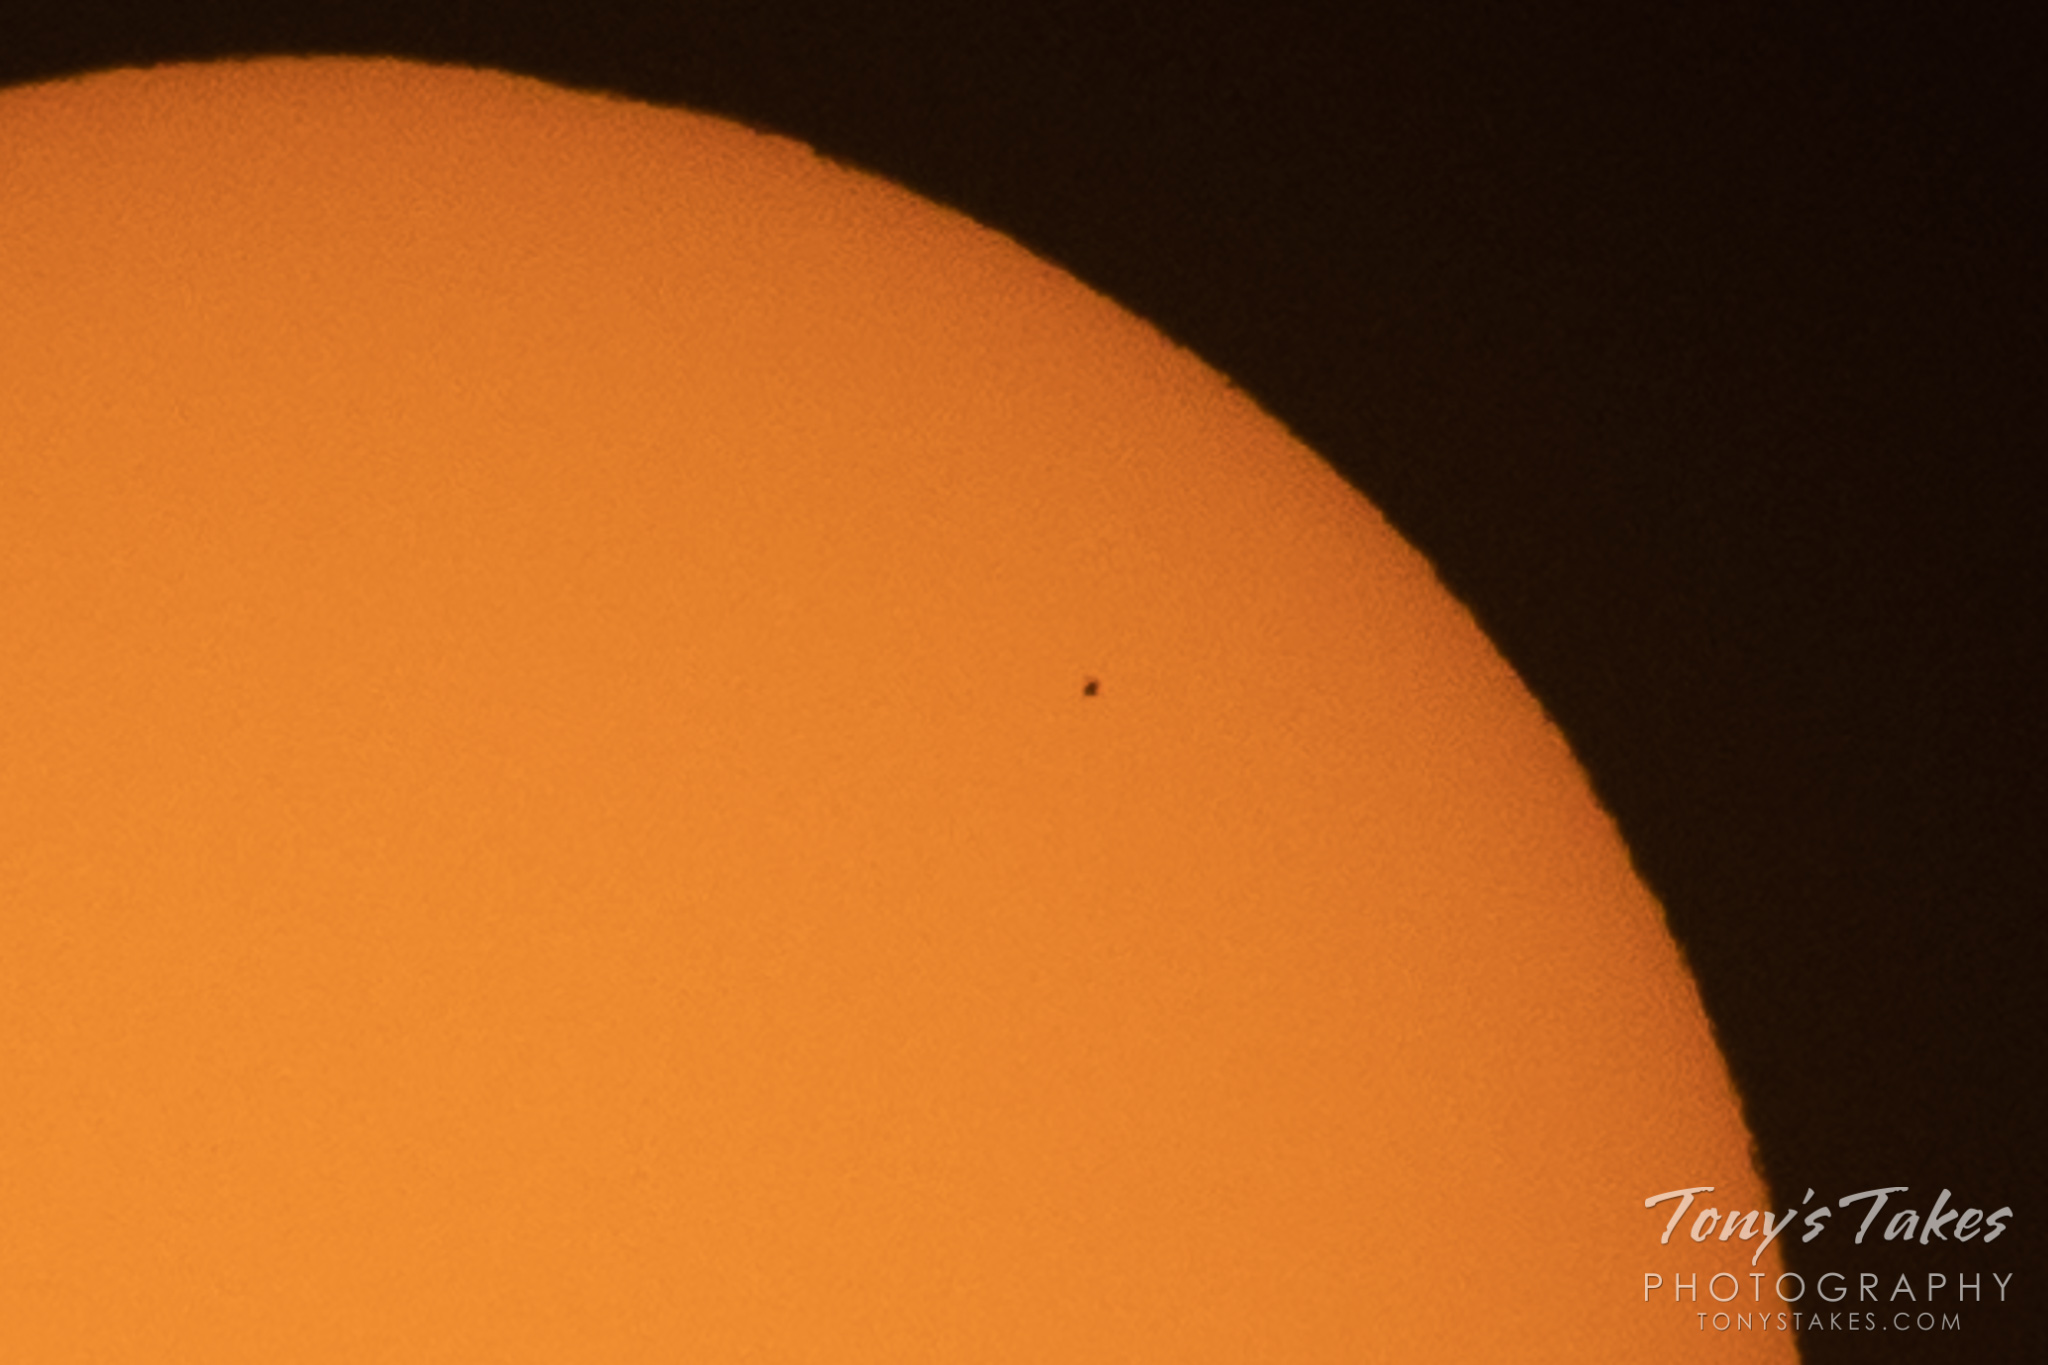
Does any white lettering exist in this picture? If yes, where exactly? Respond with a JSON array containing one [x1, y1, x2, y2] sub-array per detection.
[[1920, 1189, 1959, 1243], [1802, 1205, 1832, 1241], [1756, 1206, 1798, 1264], [1721, 1208, 1762, 1241], [1838, 1186, 1909, 1244], [1645, 1186, 1714, 1244]]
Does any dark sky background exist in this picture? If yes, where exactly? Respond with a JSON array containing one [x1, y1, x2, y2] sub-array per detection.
[[4, 2, 2039, 1359]]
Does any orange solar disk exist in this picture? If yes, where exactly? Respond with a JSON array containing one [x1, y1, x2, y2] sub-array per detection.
[[0, 57, 1793, 1362]]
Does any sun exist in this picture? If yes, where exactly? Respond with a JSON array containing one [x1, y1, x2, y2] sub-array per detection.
[[0, 57, 1793, 1362]]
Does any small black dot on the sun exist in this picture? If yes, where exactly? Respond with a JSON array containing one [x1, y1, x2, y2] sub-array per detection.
[[1083, 678, 1099, 697]]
